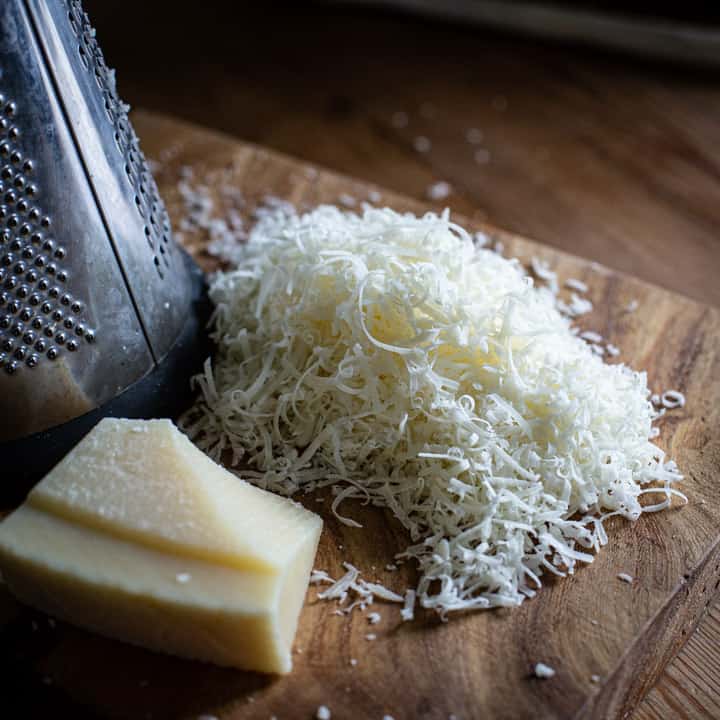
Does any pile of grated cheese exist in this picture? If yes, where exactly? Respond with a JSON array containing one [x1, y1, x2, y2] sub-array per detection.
[[184, 204, 685, 615]]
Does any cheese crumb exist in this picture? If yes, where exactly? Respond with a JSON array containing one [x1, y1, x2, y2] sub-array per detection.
[[466, 128, 483, 144], [316, 706, 331, 720], [617, 573, 634, 584], [368, 612, 381, 624], [591, 674, 601, 683], [365, 633, 377, 641], [350, 658, 358, 666], [426, 181, 452, 201], [533, 663, 556, 679]]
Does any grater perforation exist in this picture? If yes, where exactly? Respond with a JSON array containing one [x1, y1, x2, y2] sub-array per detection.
[[64, 0, 173, 281], [0, 0, 207, 459], [0, 92, 96, 376]]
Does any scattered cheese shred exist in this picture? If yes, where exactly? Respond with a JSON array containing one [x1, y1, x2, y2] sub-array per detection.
[[401, 589, 416, 622], [186, 204, 685, 615], [580, 331, 603, 344], [565, 278, 588, 293], [530, 258, 558, 294], [311, 563, 403, 612], [316, 705, 331, 720], [661, 390, 685, 409], [560, 293, 594, 317], [617, 573, 634, 584]]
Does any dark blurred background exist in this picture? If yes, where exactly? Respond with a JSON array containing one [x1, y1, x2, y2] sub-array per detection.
[[83, 0, 720, 309]]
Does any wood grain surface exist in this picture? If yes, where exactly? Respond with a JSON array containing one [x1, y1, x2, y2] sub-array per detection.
[[9, 0, 720, 712], [80, 5, 720, 714], [3, 111, 718, 720]]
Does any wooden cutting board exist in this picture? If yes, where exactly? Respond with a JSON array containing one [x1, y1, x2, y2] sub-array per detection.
[[2, 111, 719, 720]]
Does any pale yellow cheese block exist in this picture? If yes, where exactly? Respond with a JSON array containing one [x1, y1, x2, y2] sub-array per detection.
[[28, 418, 313, 573], [0, 418, 323, 674]]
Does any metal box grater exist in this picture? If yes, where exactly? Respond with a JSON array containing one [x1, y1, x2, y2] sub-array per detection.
[[0, 0, 209, 496]]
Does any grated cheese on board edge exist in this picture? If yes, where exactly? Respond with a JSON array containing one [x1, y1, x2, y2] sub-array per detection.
[[183, 204, 686, 616]]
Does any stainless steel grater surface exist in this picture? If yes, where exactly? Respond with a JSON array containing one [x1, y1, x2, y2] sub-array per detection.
[[0, 0, 209, 493]]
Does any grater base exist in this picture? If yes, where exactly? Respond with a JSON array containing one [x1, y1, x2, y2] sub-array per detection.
[[0, 250, 211, 506]]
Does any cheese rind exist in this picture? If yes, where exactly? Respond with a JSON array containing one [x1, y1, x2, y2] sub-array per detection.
[[0, 418, 323, 673]]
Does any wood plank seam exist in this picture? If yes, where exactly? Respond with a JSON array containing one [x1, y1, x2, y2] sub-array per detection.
[[576, 535, 720, 719]]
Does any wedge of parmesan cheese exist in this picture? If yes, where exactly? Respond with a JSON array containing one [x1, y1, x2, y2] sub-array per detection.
[[29, 418, 314, 574], [0, 418, 322, 673]]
